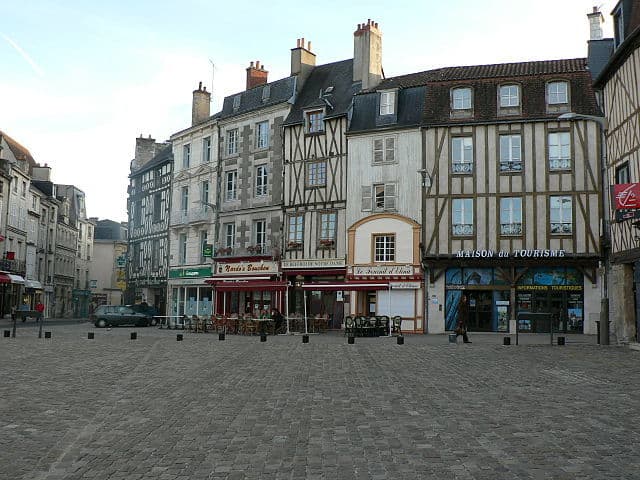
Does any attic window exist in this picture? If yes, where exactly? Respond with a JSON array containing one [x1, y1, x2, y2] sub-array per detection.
[[379, 90, 396, 115], [233, 95, 241, 110], [262, 85, 271, 102], [613, 5, 624, 48], [306, 110, 325, 134]]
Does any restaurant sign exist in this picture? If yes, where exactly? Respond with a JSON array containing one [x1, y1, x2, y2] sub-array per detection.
[[390, 282, 420, 289], [281, 258, 346, 269], [352, 265, 414, 276], [169, 267, 213, 279], [215, 261, 279, 275]]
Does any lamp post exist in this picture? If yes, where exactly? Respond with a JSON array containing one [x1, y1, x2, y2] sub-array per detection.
[[418, 168, 431, 334], [558, 112, 610, 344]]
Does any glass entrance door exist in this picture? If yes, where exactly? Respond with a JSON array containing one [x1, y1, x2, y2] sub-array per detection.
[[467, 290, 493, 331]]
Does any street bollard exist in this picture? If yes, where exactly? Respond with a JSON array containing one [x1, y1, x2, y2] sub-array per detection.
[[3, 330, 10, 338], [503, 337, 511, 345], [176, 334, 183, 341], [448, 334, 457, 344], [219, 333, 225, 341], [557, 336, 566, 346], [44, 331, 51, 339], [130, 332, 137, 340], [397, 336, 404, 345], [302, 334, 309, 344], [260, 334, 267, 342], [88, 332, 94, 340], [347, 336, 355, 345]]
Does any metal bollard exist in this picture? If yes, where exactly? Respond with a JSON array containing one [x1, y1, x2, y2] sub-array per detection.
[[218, 333, 225, 341], [302, 334, 309, 344], [130, 332, 137, 340], [503, 337, 511, 345], [176, 334, 183, 341], [88, 332, 94, 340], [557, 336, 566, 346], [44, 331, 51, 339], [347, 336, 355, 344], [448, 334, 457, 344], [3, 330, 10, 338], [260, 334, 267, 342], [397, 336, 404, 345]]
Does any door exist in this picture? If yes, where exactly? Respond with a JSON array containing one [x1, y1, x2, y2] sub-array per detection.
[[467, 290, 493, 331]]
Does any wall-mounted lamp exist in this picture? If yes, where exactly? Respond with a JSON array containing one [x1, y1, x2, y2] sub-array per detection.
[[417, 169, 431, 188]]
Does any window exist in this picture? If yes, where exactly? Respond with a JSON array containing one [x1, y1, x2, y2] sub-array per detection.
[[262, 85, 271, 102], [202, 136, 211, 162], [613, 6, 624, 47], [319, 212, 336, 247], [201, 180, 210, 206], [134, 200, 142, 226], [452, 137, 473, 173], [306, 110, 324, 133], [374, 235, 395, 262], [254, 219, 266, 249], [307, 161, 326, 187], [550, 196, 572, 234], [499, 85, 520, 107], [547, 81, 568, 105], [380, 90, 396, 115], [200, 230, 208, 263], [227, 129, 238, 155], [616, 162, 630, 184], [233, 95, 241, 110], [255, 165, 268, 197], [362, 183, 396, 211], [182, 144, 191, 169], [500, 197, 523, 236], [153, 193, 161, 222], [22, 181, 26, 196], [452, 199, 473, 236], [152, 239, 160, 269], [287, 215, 303, 249], [548, 132, 571, 170], [256, 121, 269, 149], [499, 134, 522, 172], [452, 87, 472, 110], [223, 223, 236, 249], [180, 186, 189, 211], [179, 233, 187, 264], [225, 171, 238, 201], [373, 137, 395, 164]]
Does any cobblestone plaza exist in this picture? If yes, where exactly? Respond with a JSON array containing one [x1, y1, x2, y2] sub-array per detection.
[[1, 323, 639, 479]]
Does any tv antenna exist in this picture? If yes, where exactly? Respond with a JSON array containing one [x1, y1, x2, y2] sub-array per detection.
[[209, 59, 215, 104]]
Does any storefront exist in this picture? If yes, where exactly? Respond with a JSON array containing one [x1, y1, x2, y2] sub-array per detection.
[[209, 260, 284, 316], [281, 258, 346, 330], [168, 266, 213, 317], [425, 249, 599, 334]]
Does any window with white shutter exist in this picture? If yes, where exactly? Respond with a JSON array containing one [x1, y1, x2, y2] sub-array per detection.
[[361, 186, 372, 211], [372, 136, 396, 164], [373, 139, 384, 163]]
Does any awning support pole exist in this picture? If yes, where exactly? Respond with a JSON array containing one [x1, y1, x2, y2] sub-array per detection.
[[303, 290, 308, 335], [285, 285, 290, 335]]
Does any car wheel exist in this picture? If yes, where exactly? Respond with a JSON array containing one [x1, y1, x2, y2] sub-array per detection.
[[149, 317, 158, 327], [96, 319, 107, 328]]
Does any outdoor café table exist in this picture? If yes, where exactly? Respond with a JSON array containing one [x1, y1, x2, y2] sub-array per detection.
[[253, 318, 274, 335]]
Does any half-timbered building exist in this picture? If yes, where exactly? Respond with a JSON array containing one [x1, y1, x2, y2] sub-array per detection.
[[128, 135, 173, 315], [418, 59, 603, 334], [594, 0, 640, 342]]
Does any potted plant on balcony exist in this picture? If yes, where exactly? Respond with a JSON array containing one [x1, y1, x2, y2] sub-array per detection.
[[319, 238, 335, 248], [287, 241, 302, 249]]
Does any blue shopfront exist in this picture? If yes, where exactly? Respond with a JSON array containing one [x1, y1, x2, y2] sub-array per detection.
[[444, 266, 585, 333]]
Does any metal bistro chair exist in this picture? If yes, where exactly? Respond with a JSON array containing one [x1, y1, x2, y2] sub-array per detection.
[[391, 316, 402, 335], [344, 316, 355, 336]]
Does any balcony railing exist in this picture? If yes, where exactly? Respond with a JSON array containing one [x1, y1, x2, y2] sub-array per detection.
[[500, 223, 523, 236], [170, 207, 214, 226]]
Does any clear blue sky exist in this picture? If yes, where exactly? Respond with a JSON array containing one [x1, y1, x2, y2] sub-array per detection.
[[0, 0, 616, 222]]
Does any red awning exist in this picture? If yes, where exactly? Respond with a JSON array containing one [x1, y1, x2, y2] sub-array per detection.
[[300, 282, 389, 291], [206, 280, 288, 292], [0, 273, 10, 284]]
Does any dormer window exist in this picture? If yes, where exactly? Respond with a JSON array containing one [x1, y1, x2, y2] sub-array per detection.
[[499, 85, 520, 107], [261, 85, 271, 103], [613, 4, 624, 48], [452, 87, 472, 110], [306, 110, 324, 134], [547, 81, 568, 105], [232, 95, 241, 110], [379, 90, 396, 115]]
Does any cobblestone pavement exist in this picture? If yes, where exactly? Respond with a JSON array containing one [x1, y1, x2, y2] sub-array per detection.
[[1, 323, 638, 480]]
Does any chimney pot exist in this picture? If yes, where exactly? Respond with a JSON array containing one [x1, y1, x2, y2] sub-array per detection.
[[198, 81, 202, 89], [296, 38, 300, 47], [307, 41, 311, 51], [250, 61, 254, 68]]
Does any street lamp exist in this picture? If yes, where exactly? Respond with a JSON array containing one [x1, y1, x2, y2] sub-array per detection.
[[558, 112, 610, 344]]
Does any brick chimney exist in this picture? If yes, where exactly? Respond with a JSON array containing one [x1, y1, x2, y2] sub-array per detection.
[[291, 38, 316, 93], [353, 19, 382, 90], [587, 6, 604, 40], [246, 61, 269, 90], [192, 81, 211, 126]]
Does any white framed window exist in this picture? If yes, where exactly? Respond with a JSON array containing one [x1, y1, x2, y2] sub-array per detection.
[[225, 171, 238, 201], [224, 223, 236, 249], [255, 165, 268, 197], [182, 144, 191, 169], [500, 197, 522, 236], [548, 132, 571, 170], [452, 137, 473, 173], [306, 110, 324, 133], [202, 136, 211, 162], [547, 81, 568, 105], [201, 180, 210, 206], [254, 219, 267, 249], [227, 129, 238, 155], [180, 186, 189, 212], [256, 121, 269, 149], [153, 193, 162, 222], [287, 215, 303, 248], [233, 95, 241, 110], [362, 183, 397, 212], [307, 161, 326, 187], [373, 137, 395, 164], [379, 90, 396, 115], [499, 85, 520, 107], [319, 212, 337, 247], [452, 198, 473, 236], [374, 235, 395, 262], [179, 233, 187, 264], [200, 230, 208, 263], [499, 134, 522, 172], [452, 87, 472, 110], [550, 196, 572, 234]]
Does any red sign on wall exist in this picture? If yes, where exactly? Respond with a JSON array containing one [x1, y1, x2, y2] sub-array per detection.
[[613, 183, 640, 210]]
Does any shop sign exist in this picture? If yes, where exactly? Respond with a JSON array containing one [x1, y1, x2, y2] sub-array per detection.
[[352, 265, 414, 276], [613, 183, 640, 210], [281, 258, 346, 269], [215, 261, 278, 275], [202, 243, 213, 258], [169, 266, 213, 279], [90, 280, 97, 289], [390, 282, 420, 289], [516, 285, 583, 291], [455, 249, 566, 258], [115, 255, 127, 268]]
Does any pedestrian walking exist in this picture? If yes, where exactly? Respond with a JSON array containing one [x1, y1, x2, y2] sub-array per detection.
[[455, 294, 472, 343]]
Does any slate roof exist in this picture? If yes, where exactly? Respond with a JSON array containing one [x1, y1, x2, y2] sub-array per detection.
[[349, 86, 426, 132], [284, 59, 359, 126], [587, 39, 615, 80], [219, 76, 296, 121]]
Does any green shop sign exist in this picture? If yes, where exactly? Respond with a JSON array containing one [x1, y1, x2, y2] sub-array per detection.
[[202, 243, 213, 258], [169, 267, 212, 279]]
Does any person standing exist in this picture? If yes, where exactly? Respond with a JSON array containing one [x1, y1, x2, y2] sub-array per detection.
[[455, 294, 472, 343]]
